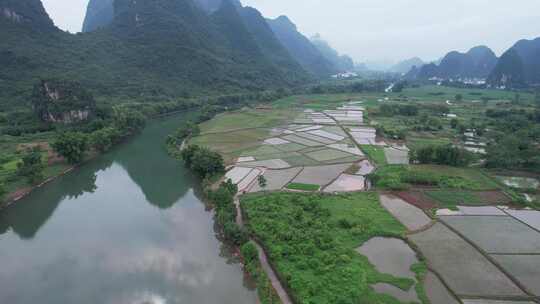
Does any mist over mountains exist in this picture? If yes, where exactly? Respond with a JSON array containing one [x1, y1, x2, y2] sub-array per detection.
[[404, 41, 540, 88]]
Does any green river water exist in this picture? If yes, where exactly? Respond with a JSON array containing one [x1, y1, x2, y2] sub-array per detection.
[[0, 113, 257, 304]]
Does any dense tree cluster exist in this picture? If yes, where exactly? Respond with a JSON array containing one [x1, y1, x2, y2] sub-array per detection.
[[207, 180, 248, 246], [51, 132, 89, 164], [483, 105, 540, 172], [309, 80, 389, 95], [413, 144, 473, 167], [181, 145, 225, 179], [379, 104, 419, 116], [16, 147, 45, 185]]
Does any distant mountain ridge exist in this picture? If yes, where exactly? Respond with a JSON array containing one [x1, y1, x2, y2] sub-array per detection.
[[413, 46, 497, 80], [81, 0, 347, 78], [310, 34, 354, 72], [267, 16, 337, 77], [390, 57, 424, 74], [82, 0, 113, 32], [488, 37, 540, 87]]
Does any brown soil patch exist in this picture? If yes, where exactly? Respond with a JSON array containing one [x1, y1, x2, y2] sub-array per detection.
[[394, 191, 437, 210], [474, 190, 511, 204]]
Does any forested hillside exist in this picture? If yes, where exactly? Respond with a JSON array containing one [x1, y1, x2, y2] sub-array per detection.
[[414, 46, 497, 80], [489, 37, 540, 88], [310, 34, 355, 72], [0, 0, 311, 108], [267, 16, 338, 77]]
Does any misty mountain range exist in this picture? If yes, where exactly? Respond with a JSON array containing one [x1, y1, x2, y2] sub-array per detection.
[[0, 0, 352, 105], [405, 41, 540, 87], [1, 0, 538, 105]]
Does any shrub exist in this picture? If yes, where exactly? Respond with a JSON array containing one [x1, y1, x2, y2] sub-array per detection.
[[241, 242, 259, 263], [17, 147, 45, 184], [51, 132, 89, 164], [413, 144, 473, 167], [181, 145, 224, 179]]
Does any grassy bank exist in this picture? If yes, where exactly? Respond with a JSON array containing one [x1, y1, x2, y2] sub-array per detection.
[[241, 192, 428, 304]]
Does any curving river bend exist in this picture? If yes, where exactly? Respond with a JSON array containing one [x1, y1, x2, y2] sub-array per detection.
[[0, 113, 257, 304]]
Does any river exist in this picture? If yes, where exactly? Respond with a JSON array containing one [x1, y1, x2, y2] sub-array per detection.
[[0, 113, 257, 304]]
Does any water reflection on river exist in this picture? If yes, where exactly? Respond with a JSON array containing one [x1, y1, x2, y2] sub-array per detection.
[[0, 114, 257, 304]]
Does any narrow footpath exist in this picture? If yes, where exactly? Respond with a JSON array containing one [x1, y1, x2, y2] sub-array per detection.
[[235, 198, 294, 304]]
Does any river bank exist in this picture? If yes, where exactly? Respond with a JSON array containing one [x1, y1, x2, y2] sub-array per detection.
[[0, 112, 258, 304]]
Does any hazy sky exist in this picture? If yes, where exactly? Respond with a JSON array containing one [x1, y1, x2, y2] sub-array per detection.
[[42, 0, 540, 63]]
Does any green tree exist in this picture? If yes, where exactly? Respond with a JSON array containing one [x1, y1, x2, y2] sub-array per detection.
[[17, 147, 45, 184], [258, 175, 267, 191], [379, 104, 394, 116], [167, 120, 200, 146], [90, 127, 121, 152], [181, 145, 224, 178], [241, 242, 259, 263], [455, 94, 463, 102], [413, 144, 473, 167], [112, 107, 146, 135], [52, 132, 89, 164], [450, 118, 459, 129]]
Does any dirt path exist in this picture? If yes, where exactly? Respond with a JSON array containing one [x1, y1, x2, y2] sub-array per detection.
[[235, 197, 293, 304], [254, 241, 294, 304]]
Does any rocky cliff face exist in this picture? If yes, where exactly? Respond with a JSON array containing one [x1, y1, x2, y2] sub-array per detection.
[[267, 16, 337, 77], [82, 0, 113, 32], [32, 80, 96, 124], [0, 0, 55, 30]]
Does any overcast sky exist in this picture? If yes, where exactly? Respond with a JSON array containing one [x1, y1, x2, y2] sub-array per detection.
[[42, 0, 540, 64]]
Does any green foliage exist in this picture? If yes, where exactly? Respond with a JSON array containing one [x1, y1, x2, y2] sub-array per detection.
[[360, 145, 387, 165], [166, 120, 200, 147], [450, 118, 459, 129], [181, 145, 225, 179], [241, 242, 282, 304], [242, 192, 412, 304], [369, 165, 498, 191], [257, 175, 268, 190], [455, 94, 463, 101], [379, 104, 418, 117], [425, 190, 484, 210], [51, 132, 89, 164], [241, 242, 259, 263], [0, 1, 308, 107], [286, 183, 320, 191], [485, 134, 540, 171], [413, 144, 473, 167], [16, 147, 45, 185], [111, 107, 146, 135], [207, 180, 248, 246], [90, 127, 122, 152]]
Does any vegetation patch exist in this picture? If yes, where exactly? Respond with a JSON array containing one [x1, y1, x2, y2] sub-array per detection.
[[242, 192, 424, 304], [199, 108, 297, 134], [286, 183, 320, 192], [425, 190, 510, 210], [370, 165, 500, 191], [241, 243, 281, 304], [361, 145, 387, 165]]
